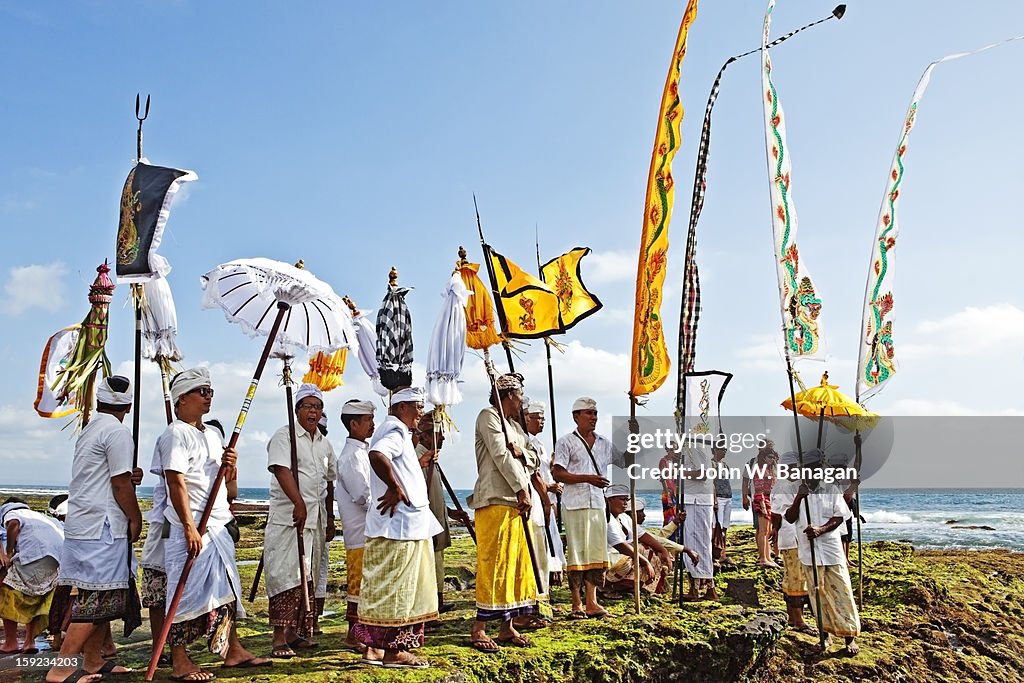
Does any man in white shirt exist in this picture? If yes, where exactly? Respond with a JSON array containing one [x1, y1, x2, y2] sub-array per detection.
[[264, 383, 336, 658], [784, 449, 861, 656], [334, 398, 377, 656], [158, 367, 269, 681], [603, 485, 682, 595], [353, 387, 442, 669], [681, 441, 717, 601], [48, 375, 142, 683], [524, 400, 564, 595], [552, 397, 625, 619]]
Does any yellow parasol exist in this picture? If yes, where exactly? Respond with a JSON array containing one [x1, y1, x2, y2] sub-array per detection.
[[781, 372, 878, 447]]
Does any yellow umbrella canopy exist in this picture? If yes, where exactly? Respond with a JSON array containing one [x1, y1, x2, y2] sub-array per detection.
[[782, 372, 875, 419]]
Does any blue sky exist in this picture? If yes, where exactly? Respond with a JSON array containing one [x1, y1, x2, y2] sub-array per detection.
[[2, 1, 1023, 488]]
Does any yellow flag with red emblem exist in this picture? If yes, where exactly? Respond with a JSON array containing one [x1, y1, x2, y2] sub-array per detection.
[[540, 247, 603, 332], [488, 248, 562, 339]]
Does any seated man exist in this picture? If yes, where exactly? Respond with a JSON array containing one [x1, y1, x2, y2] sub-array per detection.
[[603, 486, 693, 596]]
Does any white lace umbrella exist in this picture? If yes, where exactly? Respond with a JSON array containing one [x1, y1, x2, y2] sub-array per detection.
[[343, 295, 388, 396], [201, 257, 356, 356], [140, 273, 184, 423]]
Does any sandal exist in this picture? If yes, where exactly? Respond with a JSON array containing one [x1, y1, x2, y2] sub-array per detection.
[[47, 671, 101, 683], [288, 637, 318, 650], [169, 671, 215, 682], [382, 653, 429, 669], [359, 656, 383, 666], [467, 637, 500, 654], [269, 645, 296, 659], [89, 661, 132, 675], [568, 610, 588, 620], [586, 609, 609, 619], [222, 657, 272, 669], [513, 616, 548, 629], [496, 634, 531, 647], [790, 624, 817, 635]]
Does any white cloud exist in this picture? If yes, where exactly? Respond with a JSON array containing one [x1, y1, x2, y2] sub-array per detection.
[[901, 304, 1024, 360], [0, 262, 68, 315], [583, 250, 635, 285]]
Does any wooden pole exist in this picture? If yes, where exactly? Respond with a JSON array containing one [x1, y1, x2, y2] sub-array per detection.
[[283, 360, 312, 613], [629, 397, 642, 615], [146, 301, 290, 681]]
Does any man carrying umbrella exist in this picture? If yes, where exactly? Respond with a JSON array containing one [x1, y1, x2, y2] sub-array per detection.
[[353, 387, 441, 669], [783, 449, 861, 656], [264, 383, 336, 658], [157, 368, 270, 680], [47, 376, 141, 683], [467, 373, 539, 653]]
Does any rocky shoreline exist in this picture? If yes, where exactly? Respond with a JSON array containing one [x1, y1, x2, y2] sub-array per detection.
[[2, 494, 1022, 682]]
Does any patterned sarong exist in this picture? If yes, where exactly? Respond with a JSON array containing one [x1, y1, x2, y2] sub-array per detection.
[[357, 537, 437, 628], [140, 567, 167, 608], [475, 504, 537, 621], [563, 508, 609, 573], [70, 588, 129, 623], [805, 563, 860, 638], [268, 581, 315, 635], [605, 546, 667, 594], [167, 603, 235, 656], [682, 502, 714, 580], [780, 548, 807, 597], [345, 547, 364, 607]]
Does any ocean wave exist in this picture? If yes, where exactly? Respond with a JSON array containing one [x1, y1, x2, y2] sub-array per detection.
[[864, 510, 913, 524]]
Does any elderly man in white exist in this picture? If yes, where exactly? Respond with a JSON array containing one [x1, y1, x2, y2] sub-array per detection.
[[264, 383, 336, 658], [353, 387, 442, 669]]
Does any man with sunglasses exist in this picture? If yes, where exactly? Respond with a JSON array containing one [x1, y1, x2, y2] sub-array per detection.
[[156, 367, 270, 682], [264, 384, 336, 659]]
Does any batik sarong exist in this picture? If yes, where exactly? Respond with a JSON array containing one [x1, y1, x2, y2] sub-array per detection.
[[140, 567, 167, 608], [345, 547, 364, 622], [805, 563, 860, 638], [268, 581, 315, 636], [70, 588, 129, 623], [605, 546, 667, 594], [475, 504, 537, 621], [781, 548, 807, 597]]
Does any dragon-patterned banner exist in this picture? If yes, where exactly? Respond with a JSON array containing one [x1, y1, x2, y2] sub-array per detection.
[[761, 0, 824, 360], [857, 35, 1024, 401], [630, 0, 699, 397], [680, 370, 732, 439], [115, 162, 197, 283]]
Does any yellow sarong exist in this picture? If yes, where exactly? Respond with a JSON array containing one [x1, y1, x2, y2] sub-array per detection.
[[475, 504, 537, 618], [358, 538, 437, 628], [345, 547, 364, 604], [805, 563, 861, 638], [563, 508, 609, 572], [781, 548, 808, 597]]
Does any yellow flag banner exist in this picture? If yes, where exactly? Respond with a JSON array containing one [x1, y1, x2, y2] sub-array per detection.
[[630, 0, 699, 397], [489, 248, 562, 339], [541, 247, 603, 332], [458, 262, 503, 350]]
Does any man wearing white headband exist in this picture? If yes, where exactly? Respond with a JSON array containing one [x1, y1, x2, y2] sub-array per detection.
[[48, 375, 143, 682], [154, 367, 269, 680], [467, 373, 541, 653], [335, 399, 379, 658], [523, 399, 565, 599], [263, 383, 336, 657], [783, 450, 860, 656], [552, 397, 626, 619], [353, 386, 441, 669], [602, 485, 681, 597]]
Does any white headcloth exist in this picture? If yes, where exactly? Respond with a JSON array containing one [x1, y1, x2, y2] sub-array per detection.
[[170, 367, 211, 404], [96, 375, 133, 406], [390, 387, 425, 406]]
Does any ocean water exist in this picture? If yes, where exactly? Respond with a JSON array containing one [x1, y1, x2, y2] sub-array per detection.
[[5, 485, 1022, 552]]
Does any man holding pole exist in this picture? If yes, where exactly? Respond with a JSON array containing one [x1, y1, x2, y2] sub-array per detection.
[[353, 387, 441, 669], [523, 399, 564, 594], [552, 397, 625, 620], [158, 368, 269, 681], [47, 376, 141, 683], [771, 451, 814, 634], [264, 383, 336, 658], [467, 373, 539, 653], [784, 449, 861, 656]]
